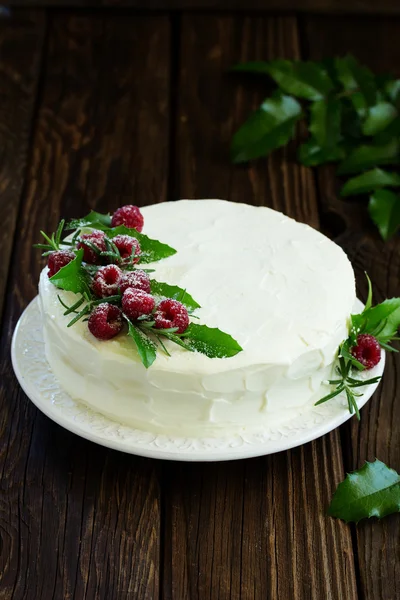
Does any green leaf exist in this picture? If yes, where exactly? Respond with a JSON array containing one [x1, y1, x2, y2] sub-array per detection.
[[368, 189, 400, 240], [337, 139, 399, 175], [361, 297, 400, 341], [341, 168, 400, 196], [309, 97, 342, 147], [298, 141, 345, 167], [341, 98, 364, 141], [231, 93, 302, 163], [149, 280, 200, 311], [340, 338, 364, 370], [67, 210, 112, 230], [126, 319, 157, 368], [67, 210, 177, 264], [328, 459, 400, 522], [49, 249, 89, 294], [168, 323, 243, 359], [335, 55, 376, 115], [106, 225, 177, 264], [233, 59, 333, 100], [365, 272, 373, 311], [362, 102, 398, 136], [384, 79, 400, 107]]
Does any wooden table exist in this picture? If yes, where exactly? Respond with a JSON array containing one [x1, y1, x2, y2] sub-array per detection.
[[0, 4, 399, 599]]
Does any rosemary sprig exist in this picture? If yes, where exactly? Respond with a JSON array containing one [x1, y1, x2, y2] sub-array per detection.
[[315, 353, 381, 420], [33, 220, 67, 255], [57, 293, 122, 327]]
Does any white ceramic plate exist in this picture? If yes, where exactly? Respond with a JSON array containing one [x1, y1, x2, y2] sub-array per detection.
[[11, 297, 385, 462]]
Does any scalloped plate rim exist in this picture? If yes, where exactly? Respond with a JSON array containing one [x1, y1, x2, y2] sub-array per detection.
[[11, 297, 385, 462]]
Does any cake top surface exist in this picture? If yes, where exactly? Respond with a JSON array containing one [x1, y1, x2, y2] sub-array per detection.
[[40, 199, 355, 372]]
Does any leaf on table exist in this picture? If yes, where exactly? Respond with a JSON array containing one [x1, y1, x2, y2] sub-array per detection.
[[298, 97, 345, 166], [337, 139, 399, 175], [298, 141, 345, 167], [126, 318, 157, 368], [341, 98, 364, 141], [231, 93, 302, 163], [374, 116, 400, 146], [49, 249, 90, 294], [150, 280, 201, 311], [328, 460, 400, 523], [368, 189, 400, 240], [309, 97, 342, 147], [384, 79, 400, 107], [341, 168, 400, 196], [235, 59, 334, 100], [362, 102, 398, 136], [167, 323, 243, 359], [335, 55, 377, 116]]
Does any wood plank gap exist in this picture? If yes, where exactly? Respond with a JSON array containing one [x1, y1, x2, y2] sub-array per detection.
[[0, 10, 47, 327], [166, 12, 181, 202]]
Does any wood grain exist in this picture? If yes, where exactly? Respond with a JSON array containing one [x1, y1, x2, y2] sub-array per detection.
[[4, 0, 400, 16], [0, 13, 170, 599], [0, 10, 45, 324], [303, 15, 400, 600], [162, 15, 358, 600]]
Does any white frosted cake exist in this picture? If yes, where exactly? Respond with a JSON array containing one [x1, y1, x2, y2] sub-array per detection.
[[39, 199, 356, 436]]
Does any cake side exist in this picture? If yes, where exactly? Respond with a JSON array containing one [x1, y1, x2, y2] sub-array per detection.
[[39, 199, 356, 436]]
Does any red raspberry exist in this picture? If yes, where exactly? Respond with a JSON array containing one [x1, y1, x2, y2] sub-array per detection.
[[92, 264, 123, 298], [47, 250, 75, 277], [88, 303, 123, 340], [77, 230, 106, 264], [154, 299, 189, 334], [111, 205, 144, 232], [351, 334, 381, 369], [119, 270, 151, 294], [112, 234, 141, 264], [122, 288, 155, 321]]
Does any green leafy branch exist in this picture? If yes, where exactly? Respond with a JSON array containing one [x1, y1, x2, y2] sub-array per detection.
[[33, 220, 80, 256], [315, 273, 400, 417], [315, 354, 381, 419], [66, 212, 177, 264], [231, 55, 400, 240], [50, 238, 242, 368]]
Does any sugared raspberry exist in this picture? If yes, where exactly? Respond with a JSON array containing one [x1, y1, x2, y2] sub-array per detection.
[[77, 230, 106, 264], [154, 299, 189, 334], [122, 289, 155, 321], [351, 334, 381, 369], [119, 270, 151, 294], [92, 264, 122, 298], [112, 234, 141, 264], [111, 205, 144, 232], [88, 303, 123, 340], [47, 250, 75, 277]]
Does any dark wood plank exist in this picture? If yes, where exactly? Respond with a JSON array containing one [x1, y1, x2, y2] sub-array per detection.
[[303, 15, 400, 600], [162, 15, 358, 600], [0, 13, 170, 599], [4, 0, 400, 16], [0, 10, 45, 323]]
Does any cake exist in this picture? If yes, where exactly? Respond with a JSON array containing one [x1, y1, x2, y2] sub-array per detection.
[[38, 199, 356, 436]]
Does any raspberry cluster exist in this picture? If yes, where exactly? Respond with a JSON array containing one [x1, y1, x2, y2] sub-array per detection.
[[47, 204, 190, 342]]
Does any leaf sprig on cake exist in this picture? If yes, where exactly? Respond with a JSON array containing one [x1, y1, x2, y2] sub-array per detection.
[[35, 205, 243, 368], [316, 273, 400, 418], [231, 55, 400, 240]]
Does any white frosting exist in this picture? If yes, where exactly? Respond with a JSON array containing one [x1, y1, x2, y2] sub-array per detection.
[[39, 199, 356, 436]]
